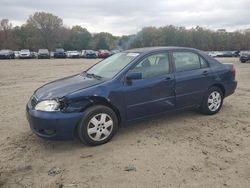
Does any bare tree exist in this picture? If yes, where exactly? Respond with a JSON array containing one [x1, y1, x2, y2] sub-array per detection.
[[0, 19, 12, 48], [27, 12, 63, 49]]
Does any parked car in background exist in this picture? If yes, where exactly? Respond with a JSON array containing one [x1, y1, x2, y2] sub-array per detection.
[[26, 47, 237, 146], [207, 51, 218, 57], [233, 50, 240, 57], [98, 50, 110, 58], [19, 49, 31, 59], [50, 52, 54, 58], [14, 51, 20, 59], [217, 51, 237, 57], [0, 49, 15, 59], [81, 50, 86, 58], [38, 49, 50, 59], [54, 48, 66, 58], [83, 50, 97, 58], [110, 49, 120, 56], [66, 51, 81, 58], [31, 52, 38, 59], [240, 52, 250, 63]]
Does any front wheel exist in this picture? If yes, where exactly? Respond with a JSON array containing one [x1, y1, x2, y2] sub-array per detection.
[[200, 87, 223, 115], [77, 105, 118, 146]]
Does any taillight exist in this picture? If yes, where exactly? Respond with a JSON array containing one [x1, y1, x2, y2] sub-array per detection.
[[230, 67, 236, 78]]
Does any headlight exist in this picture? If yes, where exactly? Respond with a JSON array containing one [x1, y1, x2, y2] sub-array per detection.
[[35, 100, 60, 112]]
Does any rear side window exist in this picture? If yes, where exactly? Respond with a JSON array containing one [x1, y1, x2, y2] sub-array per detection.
[[200, 57, 209, 68], [173, 52, 208, 72]]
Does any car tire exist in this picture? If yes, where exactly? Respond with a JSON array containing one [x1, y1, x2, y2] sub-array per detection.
[[77, 105, 118, 146], [240, 60, 246, 63], [200, 86, 223, 115]]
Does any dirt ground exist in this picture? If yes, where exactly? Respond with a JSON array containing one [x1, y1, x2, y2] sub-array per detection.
[[0, 58, 249, 188]]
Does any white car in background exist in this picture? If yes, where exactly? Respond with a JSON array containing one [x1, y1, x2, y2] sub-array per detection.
[[208, 51, 218, 57], [81, 50, 86, 58], [14, 51, 20, 59], [19, 49, 31, 59], [66, 51, 80, 58]]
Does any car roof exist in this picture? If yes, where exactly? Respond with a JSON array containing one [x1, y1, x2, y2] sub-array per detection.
[[124, 46, 199, 53]]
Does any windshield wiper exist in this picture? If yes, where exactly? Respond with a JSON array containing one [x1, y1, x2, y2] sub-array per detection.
[[84, 72, 102, 80]]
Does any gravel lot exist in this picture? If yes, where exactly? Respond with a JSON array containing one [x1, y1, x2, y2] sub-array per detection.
[[0, 58, 249, 188]]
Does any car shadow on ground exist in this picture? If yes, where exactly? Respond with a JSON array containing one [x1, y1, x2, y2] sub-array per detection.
[[33, 109, 202, 151], [12, 101, 231, 154]]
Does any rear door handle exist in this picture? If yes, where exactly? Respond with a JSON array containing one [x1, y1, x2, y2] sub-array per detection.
[[202, 70, 208, 76], [165, 77, 174, 81]]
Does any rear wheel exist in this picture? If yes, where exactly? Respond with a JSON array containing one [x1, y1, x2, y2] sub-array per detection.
[[200, 86, 223, 115], [77, 105, 118, 146]]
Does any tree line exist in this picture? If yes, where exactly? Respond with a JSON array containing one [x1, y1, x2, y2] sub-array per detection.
[[1, 12, 250, 51]]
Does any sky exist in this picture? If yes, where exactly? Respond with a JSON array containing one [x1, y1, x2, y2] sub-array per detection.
[[0, 0, 250, 36]]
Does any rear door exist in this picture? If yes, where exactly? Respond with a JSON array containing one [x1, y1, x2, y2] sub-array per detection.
[[171, 50, 214, 108]]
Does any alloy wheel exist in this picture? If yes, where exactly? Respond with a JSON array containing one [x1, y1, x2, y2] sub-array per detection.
[[87, 113, 113, 141], [207, 91, 222, 112]]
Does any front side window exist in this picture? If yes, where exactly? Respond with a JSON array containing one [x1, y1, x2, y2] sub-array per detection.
[[173, 52, 207, 72], [131, 53, 170, 79]]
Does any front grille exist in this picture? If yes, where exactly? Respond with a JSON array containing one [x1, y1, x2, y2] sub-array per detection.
[[31, 95, 38, 108]]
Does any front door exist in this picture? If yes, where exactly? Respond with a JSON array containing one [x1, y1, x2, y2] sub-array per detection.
[[123, 52, 176, 121]]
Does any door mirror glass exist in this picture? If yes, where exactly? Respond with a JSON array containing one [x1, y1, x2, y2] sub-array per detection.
[[126, 72, 142, 81]]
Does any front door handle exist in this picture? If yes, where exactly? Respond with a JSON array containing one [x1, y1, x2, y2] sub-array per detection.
[[165, 77, 174, 81]]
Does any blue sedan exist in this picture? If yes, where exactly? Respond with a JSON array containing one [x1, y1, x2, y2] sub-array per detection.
[[26, 47, 237, 145]]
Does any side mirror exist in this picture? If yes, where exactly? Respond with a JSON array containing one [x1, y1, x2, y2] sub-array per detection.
[[126, 72, 142, 81]]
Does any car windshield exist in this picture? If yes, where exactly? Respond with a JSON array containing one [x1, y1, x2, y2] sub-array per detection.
[[21, 49, 29, 52], [242, 52, 250, 55], [86, 52, 139, 78], [39, 49, 48, 53], [56, 49, 64, 52], [86, 50, 94, 53], [0, 50, 10, 53]]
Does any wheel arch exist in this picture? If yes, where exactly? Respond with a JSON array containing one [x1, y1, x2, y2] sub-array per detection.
[[210, 83, 225, 97], [87, 96, 122, 125]]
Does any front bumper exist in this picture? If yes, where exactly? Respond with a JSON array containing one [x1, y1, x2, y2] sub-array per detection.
[[38, 54, 50, 59], [240, 56, 249, 62], [0, 55, 9, 59], [20, 55, 31, 59], [70, 55, 80, 58], [26, 101, 83, 140], [86, 54, 97, 58], [54, 54, 66, 58]]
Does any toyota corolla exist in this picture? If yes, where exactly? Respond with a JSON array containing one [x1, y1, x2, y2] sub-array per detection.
[[26, 47, 237, 146]]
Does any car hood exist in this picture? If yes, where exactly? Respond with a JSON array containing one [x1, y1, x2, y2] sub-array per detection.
[[20, 52, 30, 55], [34, 74, 105, 100]]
